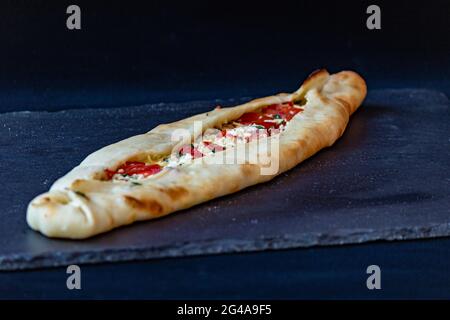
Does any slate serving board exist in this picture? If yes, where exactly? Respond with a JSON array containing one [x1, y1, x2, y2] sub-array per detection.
[[0, 89, 449, 271]]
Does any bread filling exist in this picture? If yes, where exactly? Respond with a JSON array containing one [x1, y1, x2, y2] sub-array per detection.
[[106, 101, 304, 183]]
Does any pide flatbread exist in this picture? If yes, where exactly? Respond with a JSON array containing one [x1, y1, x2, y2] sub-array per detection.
[[27, 69, 367, 239]]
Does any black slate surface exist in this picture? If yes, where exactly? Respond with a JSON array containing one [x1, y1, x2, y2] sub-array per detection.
[[0, 89, 449, 271]]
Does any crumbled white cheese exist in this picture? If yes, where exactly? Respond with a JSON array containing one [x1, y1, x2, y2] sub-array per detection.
[[112, 173, 147, 183], [167, 152, 193, 167]]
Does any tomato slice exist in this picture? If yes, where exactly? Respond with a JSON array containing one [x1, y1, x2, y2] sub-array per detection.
[[262, 102, 302, 121], [255, 116, 278, 129], [121, 162, 162, 176], [236, 102, 300, 128], [218, 129, 227, 138], [203, 141, 225, 152], [105, 169, 116, 180], [262, 108, 282, 117], [105, 161, 162, 179], [179, 145, 204, 159]]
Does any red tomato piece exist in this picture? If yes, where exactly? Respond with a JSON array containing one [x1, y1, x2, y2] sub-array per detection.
[[253, 113, 281, 129], [236, 112, 261, 124], [204, 142, 225, 152], [179, 145, 204, 159], [105, 161, 162, 179], [121, 162, 162, 176], [105, 169, 116, 180], [262, 102, 302, 121]]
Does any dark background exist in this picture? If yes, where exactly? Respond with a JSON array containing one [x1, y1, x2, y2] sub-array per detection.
[[1, 0, 450, 299], [0, 0, 449, 112]]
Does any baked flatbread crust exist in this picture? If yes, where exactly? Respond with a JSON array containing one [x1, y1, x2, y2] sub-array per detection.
[[27, 70, 367, 239]]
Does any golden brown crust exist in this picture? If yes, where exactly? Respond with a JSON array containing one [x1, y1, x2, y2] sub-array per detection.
[[27, 69, 367, 239], [123, 196, 164, 216]]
